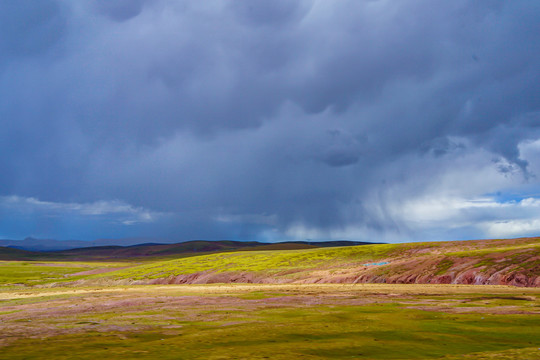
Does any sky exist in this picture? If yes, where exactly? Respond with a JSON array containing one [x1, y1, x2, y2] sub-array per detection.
[[1, 0, 540, 243]]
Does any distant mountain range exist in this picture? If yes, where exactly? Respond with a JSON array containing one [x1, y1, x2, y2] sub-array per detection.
[[0, 237, 376, 252], [0, 237, 175, 251]]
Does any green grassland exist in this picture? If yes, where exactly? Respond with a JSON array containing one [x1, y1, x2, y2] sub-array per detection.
[[0, 238, 538, 359], [0, 261, 133, 287], [0, 284, 539, 359]]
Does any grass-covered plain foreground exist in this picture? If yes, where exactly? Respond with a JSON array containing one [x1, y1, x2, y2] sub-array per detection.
[[0, 284, 539, 359]]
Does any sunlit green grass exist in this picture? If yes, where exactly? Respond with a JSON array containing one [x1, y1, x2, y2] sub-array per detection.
[[1, 301, 538, 359], [0, 261, 133, 286], [90, 244, 402, 281], [446, 242, 540, 257]]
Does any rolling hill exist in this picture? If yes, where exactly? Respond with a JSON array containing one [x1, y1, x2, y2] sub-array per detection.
[[1, 237, 538, 287], [0, 240, 373, 261], [80, 237, 540, 287]]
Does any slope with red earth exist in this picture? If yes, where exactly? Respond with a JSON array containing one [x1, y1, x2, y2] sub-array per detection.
[[88, 237, 539, 287]]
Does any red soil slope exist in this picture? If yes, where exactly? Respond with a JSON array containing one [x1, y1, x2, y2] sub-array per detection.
[[141, 237, 540, 287]]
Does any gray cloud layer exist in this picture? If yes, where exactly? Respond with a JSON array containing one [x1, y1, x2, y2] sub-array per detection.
[[1, 0, 539, 241]]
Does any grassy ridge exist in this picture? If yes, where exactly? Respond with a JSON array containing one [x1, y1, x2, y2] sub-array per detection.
[[1, 237, 538, 287], [89, 238, 539, 285], [0, 240, 372, 261], [91, 243, 401, 281]]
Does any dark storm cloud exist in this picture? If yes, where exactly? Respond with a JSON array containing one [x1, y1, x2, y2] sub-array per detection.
[[313, 129, 364, 167], [1, 0, 540, 241]]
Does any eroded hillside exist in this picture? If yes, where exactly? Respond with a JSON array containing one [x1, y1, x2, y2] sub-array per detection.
[[82, 237, 539, 287]]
